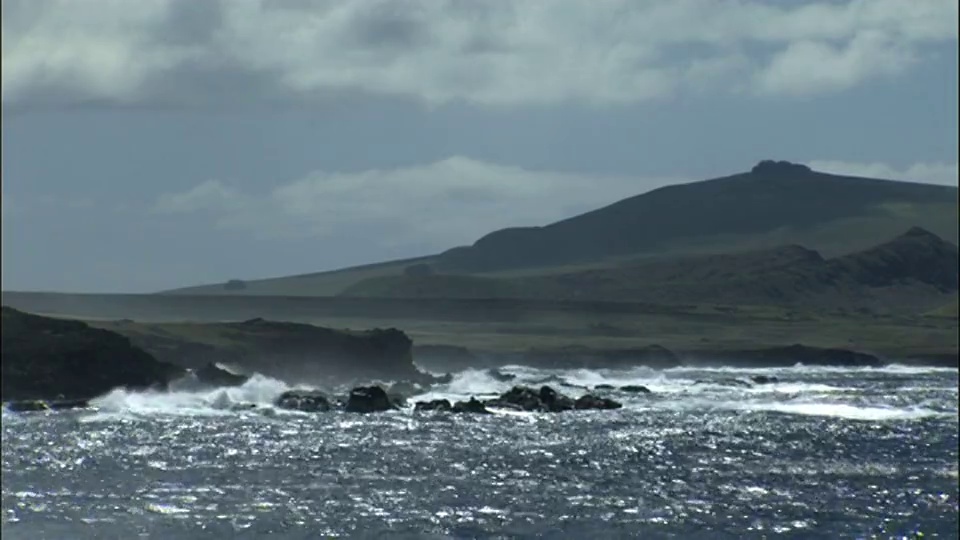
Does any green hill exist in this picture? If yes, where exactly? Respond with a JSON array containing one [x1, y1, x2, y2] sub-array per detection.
[[162, 160, 958, 297], [925, 297, 960, 319], [436, 160, 957, 272], [341, 227, 959, 312]]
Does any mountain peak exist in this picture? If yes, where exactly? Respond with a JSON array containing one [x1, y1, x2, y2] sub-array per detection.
[[836, 227, 959, 291], [900, 226, 943, 241], [750, 160, 812, 176]]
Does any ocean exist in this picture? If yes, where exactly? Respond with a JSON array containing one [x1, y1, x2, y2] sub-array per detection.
[[2, 364, 957, 539]]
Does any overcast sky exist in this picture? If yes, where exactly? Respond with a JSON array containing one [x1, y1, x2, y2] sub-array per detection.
[[2, 0, 957, 293]]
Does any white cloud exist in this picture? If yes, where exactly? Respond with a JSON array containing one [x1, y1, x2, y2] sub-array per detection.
[[152, 156, 683, 250], [807, 160, 959, 186], [755, 30, 917, 96], [154, 157, 959, 252], [153, 179, 249, 214], [2, 0, 955, 108]]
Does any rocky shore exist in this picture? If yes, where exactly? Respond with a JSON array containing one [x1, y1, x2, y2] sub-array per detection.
[[1, 307, 184, 403], [1, 308, 439, 407], [4, 306, 954, 413]]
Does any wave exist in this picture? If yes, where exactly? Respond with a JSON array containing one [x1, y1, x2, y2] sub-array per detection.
[[5, 362, 948, 423], [87, 374, 296, 418], [663, 363, 958, 375], [736, 402, 950, 421], [408, 366, 856, 401]]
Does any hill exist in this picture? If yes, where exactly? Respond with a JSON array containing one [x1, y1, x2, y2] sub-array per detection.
[[436, 161, 957, 273], [342, 227, 959, 312], [161, 160, 958, 296]]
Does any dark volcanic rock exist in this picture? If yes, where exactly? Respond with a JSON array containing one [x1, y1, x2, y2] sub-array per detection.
[[452, 397, 491, 414], [490, 386, 547, 412], [47, 398, 92, 410], [749, 375, 779, 385], [574, 394, 623, 410], [414, 399, 453, 412], [1, 307, 184, 402], [594, 384, 616, 390], [750, 160, 812, 176], [345, 386, 397, 413], [274, 390, 332, 412], [735, 344, 881, 367], [4, 400, 52, 412], [3, 397, 93, 412], [194, 362, 249, 387], [538, 385, 575, 412], [619, 385, 652, 394], [112, 317, 424, 389], [485, 385, 618, 413]]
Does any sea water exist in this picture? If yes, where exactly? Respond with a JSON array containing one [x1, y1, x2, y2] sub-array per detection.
[[2, 364, 957, 539]]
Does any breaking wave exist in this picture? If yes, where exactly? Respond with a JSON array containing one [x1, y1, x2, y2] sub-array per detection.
[[86, 374, 297, 418], [5, 363, 951, 424]]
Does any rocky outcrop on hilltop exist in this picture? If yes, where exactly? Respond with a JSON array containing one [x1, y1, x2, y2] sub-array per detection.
[[1, 307, 184, 403]]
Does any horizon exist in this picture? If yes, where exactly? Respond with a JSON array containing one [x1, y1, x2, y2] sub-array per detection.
[[2, 0, 957, 293]]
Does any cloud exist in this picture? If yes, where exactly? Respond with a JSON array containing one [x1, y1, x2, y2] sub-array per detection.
[[2, 0, 955, 108], [152, 156, 683, 251], [755, 30, 917, 96], [807, 160, 959, 186], [154, 179, 249, 214], [154, 156, 959, 253]]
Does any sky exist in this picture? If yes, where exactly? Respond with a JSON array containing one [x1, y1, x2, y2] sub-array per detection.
[[1, 0, 957, 293]]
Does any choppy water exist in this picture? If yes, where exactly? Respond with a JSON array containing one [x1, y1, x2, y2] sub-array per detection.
[[2, 364, 958, 539]]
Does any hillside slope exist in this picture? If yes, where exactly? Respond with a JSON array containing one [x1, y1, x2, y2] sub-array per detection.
[[343, 227, 959, 312], [161, 160, 958, 296], [436, 161, 957, 273]]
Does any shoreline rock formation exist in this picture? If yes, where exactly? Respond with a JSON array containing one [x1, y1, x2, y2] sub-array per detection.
[[1, 307, 184, 403]]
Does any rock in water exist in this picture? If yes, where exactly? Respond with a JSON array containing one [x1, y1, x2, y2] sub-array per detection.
[[574, 394, 623, 410], [4, 400, 51, 412], [490, 386, 547, 412], [194, 362, 249, 387], [452, 397, 491, 414], [619, 385, 652, 394], [485, 385, 583, 413], [274, 390, 332, 412], [345, 386, 396, 413], [47, 398, 92, 410], [414, 399, 452, 412], [749, 375, 779, 385], [539, 386, 575, 412]]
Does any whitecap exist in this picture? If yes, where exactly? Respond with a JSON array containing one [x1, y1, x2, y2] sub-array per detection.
[[87, 373, 296, 418], [740, 402, 947, 421]]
